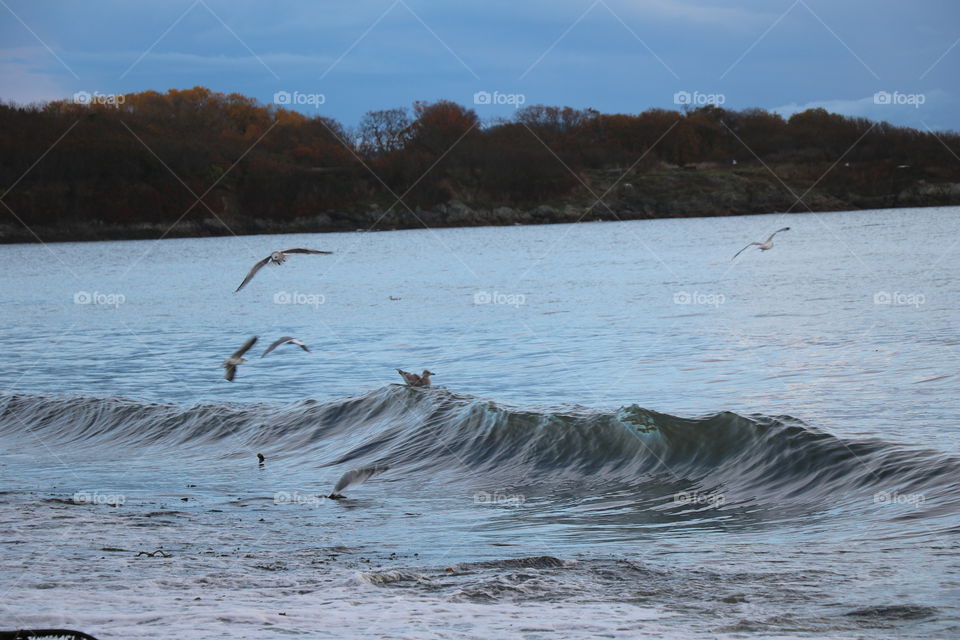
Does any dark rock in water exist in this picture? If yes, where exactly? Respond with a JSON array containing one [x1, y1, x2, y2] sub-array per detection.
[[845, 604, 938, 620]]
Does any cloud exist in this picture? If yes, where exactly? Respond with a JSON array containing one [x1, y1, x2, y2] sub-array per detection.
[[0, 47, 70, 103], [772, 89, 950, 123]]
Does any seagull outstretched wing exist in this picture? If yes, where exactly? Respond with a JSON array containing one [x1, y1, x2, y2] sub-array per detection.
[[732, 242, 760, 260], [765, 227, 791, 243], [235, 256, 272, 292], [329, 464, 390, 498], [281, 248, 333, 255], [262, 336, 310, 358], [231, 336, 258, 360]]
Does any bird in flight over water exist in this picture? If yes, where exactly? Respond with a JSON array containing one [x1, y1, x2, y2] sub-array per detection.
[[222, 336, 257, 381], [235, 249, 332, 292], [261, 336, 310, 358], [732, 227, 791, 260]]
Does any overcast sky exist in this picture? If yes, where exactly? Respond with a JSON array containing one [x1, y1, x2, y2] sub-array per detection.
[[1, 0, 958, 130]]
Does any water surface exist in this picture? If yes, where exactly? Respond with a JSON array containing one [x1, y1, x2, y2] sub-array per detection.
[[1, 207, 958, 638]]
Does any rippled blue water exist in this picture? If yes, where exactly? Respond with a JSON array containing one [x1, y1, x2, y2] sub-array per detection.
[[1, 206, 958, 639], [3, 207, 957, 440]]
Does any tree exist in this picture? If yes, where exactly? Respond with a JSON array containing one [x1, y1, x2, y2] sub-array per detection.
[[356, 108, 412, 159]]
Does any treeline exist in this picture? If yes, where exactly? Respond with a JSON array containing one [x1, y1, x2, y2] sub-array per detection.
[[1, 86, 958, 230]]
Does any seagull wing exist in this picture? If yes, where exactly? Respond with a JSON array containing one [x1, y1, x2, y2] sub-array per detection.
[[732, 242, 760, 260], [397, 369, 418, 385], [331, 464, 390, 495], [231, 336, 258, 360], [224, 365, 237, 382], [765, 227, 791, 242], [291, 339, 310, 352], [280, 248, 333, 255], [261, 336, 294, 358], [235, 256, 272, 292]]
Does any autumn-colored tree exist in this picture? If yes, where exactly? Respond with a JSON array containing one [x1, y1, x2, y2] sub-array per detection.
[[408, 100, 479, 155], [1, 89, 958, 234]]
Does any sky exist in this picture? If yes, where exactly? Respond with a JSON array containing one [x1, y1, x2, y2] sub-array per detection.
[[1, 0, 958, 131]]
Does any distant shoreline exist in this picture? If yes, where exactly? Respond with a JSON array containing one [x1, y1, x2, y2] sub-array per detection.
[[5, 90, 959, 245], [2, 166, 957, 244]]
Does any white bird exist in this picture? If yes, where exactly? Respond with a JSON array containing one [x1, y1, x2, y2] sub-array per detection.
[[327, 464, 390, 499], [732, 227, 790, 260], [222, 336, 257, 382], [261, 336, 310, 358], [234, 249, 332, 292], [397, 369, 434, 387]]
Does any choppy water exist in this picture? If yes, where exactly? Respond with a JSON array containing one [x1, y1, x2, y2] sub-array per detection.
[[1, 207, 958, 639]]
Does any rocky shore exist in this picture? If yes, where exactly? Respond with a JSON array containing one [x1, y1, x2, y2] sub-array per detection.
[[3, 167, 958, 244]]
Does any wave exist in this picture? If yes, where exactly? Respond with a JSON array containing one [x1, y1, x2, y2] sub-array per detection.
[[2, 387, 958, 510]]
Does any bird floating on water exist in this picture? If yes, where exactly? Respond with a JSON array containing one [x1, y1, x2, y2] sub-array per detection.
[[732, 227, 790, 260], [397, 369, 434, 387], [222, 336, 257, 381], [327, 464, 390, 499], [261, 336, 310, 358], [235, 248, 332, 292]]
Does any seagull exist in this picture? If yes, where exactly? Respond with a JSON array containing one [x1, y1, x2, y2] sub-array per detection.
[[261, 336, 310, 358], [732, 227, 790, 260], [234, 249, 332, 292], [397, 369, 434, 387], [327, 464, 390, 499], [222, 336, 257, 382]]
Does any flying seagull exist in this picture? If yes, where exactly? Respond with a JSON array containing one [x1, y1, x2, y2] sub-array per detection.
[[261, 336, 310, 358], [327, 464, 390, 499], [397, 369, 434, 387], [235, 249, 332, 292], [732, 227, 790, 260], [222, 336, 257, 382]]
